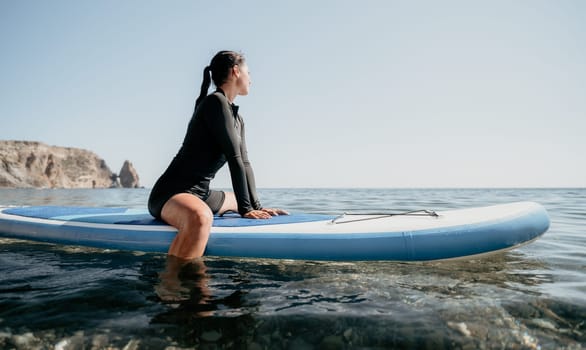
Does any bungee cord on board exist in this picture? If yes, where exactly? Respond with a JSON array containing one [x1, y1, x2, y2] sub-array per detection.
[[330, 209, 439, 224]]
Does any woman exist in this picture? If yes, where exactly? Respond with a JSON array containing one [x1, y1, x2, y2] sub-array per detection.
[[149, 50, 287, 260]]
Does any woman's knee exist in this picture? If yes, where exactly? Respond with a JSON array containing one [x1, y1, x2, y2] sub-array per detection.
[[186, 206, 213, 228]]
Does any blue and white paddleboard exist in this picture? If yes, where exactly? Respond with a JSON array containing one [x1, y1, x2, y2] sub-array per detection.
[[0, 202, 549, 261]]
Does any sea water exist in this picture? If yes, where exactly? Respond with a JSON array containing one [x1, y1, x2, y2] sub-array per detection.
[[0, 188, 584, 349]]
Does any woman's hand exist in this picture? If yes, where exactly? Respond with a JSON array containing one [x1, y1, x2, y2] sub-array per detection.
[[261, 208, 289, 216], [243, 208, 289, 219], [243, 210, 272, 219]]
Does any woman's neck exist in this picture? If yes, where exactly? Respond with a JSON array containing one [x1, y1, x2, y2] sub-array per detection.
[[219, 83, 238, 104]]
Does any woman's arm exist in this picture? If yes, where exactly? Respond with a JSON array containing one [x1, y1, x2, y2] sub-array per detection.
[[239, 117, 263, 210], [204, 96, 254, 215]]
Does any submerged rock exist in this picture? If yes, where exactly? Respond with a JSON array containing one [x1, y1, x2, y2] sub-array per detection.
[[200, 330, 222, 342], [11, 332, 42, 350], [319, 335, 344, 350]]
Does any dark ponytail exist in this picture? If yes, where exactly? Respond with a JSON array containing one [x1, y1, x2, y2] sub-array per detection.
[[195, 66, 212, 110], [193, 50, 245, 111]]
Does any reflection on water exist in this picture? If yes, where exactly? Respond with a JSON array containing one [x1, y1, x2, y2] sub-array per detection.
[[0, 238, 584, 348], [1, 188, 585, 348]]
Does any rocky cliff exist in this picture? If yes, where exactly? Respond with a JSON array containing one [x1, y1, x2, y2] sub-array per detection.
[[0, 140, 140, 189], [119, 160, 140, 188]]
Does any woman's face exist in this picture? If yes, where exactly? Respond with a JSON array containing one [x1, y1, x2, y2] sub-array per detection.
[[235, 63, 251, 96]]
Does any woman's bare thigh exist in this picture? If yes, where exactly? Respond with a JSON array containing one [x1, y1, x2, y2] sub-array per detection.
[[161, 193, 212, 230]]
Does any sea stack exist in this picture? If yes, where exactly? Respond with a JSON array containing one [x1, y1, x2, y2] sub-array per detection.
[[119, 160, 140, 188]]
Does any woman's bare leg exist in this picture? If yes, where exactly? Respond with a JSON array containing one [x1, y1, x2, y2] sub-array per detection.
[[161, 193, 213, 259], [218, 192, 238, 215]]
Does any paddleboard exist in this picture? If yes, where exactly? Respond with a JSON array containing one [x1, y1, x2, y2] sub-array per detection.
[[0, 201, 549, 261]]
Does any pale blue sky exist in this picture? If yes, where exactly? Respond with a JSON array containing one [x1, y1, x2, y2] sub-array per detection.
[[1, 0, 585, 188]]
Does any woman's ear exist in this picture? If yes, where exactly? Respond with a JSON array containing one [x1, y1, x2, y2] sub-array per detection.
[[232, 65, 241, 79]]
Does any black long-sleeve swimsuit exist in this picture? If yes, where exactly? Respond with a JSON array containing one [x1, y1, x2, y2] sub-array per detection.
[[148, 89, 262, 218]]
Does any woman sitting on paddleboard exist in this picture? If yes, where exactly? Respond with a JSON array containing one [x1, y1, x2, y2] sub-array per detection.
[[149, 50, 288, 260]]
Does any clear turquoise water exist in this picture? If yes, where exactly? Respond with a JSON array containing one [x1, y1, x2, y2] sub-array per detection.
[[0, 188, 584, 349]]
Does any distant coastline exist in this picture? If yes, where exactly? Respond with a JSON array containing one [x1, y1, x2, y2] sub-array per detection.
[[0, 140, 140, 189]]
